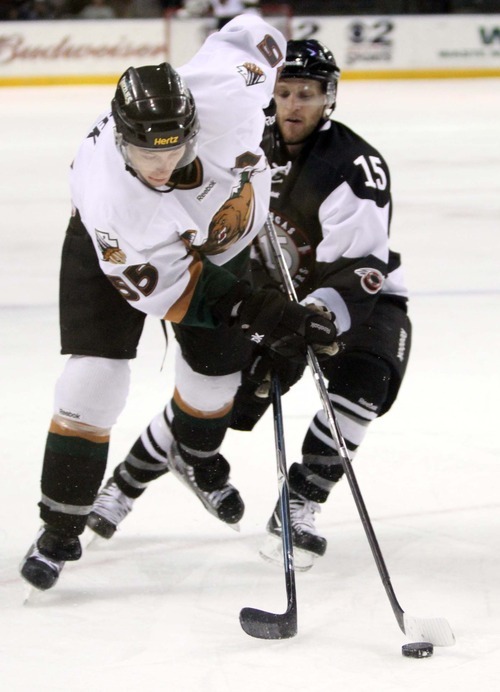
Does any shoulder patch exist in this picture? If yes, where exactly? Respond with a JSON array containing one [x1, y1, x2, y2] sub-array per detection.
[[354, 267, 385, 294], [237, 62, 266, 86], [234, 151, 262, 169], [95, 230, 127, 264]]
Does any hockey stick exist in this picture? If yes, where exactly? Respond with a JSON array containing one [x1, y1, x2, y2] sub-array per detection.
[[264, 215, 455, 646], [239, 375, 298, 639]]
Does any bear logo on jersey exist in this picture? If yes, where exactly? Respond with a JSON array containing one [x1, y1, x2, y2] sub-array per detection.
[[194, 170, 256, 255]]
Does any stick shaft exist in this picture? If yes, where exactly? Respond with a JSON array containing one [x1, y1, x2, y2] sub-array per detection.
[[271, 375, 297, 614], [264, 215, 405, 631]]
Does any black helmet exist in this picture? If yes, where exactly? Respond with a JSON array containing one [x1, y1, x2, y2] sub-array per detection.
[[281, 40, 340, 112], [112, 63, 199, 152]]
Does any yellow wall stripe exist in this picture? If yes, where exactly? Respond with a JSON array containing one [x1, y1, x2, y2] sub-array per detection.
[[2, 68, 499, 87]]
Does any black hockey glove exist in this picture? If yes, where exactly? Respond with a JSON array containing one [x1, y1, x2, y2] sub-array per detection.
[[247, 349, 306, 398], [230, 350, 306, 432], [215, 285, 337, 363], [302, 303, 340, 358]]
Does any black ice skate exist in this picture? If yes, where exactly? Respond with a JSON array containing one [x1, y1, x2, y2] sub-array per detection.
[[260, 493, 327, 571], [87, 478, 134, 539], [20, 526, 82, 591], [167, 443, 244, 527]]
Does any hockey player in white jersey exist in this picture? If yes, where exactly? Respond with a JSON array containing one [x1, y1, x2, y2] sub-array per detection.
[[20, 17, 337, 591], [229, 39, 412, 568]]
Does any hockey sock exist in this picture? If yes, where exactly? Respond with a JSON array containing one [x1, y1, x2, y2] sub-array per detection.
[[170, 398, 232, 491], [40, 431, 109, 536], [290, 353, 392, 502], [289, 406, 366, 503], [113, 410, 172, 499]]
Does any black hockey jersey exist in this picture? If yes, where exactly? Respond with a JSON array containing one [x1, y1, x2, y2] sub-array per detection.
[[254, 117, 408, 336]]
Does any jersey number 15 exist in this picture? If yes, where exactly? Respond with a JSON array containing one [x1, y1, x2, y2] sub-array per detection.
[[354, 155, 387, 190]]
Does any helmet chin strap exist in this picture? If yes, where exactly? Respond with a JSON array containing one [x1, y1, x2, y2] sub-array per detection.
[[123, 163, 179, 193], [115, 131, 179, 193], [324, 82, 336, 116]]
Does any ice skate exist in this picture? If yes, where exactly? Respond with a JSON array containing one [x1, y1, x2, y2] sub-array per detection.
[[20, 526, 82, 591], [259, 493, 326, 571], [167, 442, 244, 528], [87, 478, 135, 539]]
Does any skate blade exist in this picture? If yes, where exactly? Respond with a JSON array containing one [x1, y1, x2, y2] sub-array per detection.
[[259, 533, 315, 572], [83, 527, 111, 549], [22, 583, 44, 605]]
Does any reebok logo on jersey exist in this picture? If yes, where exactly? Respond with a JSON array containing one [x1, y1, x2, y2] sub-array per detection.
[[197, 180, 216, 201], [237, 62, 266, 86], [397, 328, 408, 362], [354, 267, 384, 294]]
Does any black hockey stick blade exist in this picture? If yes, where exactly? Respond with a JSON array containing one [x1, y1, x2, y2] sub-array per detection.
[[239, 604, 297, 640]]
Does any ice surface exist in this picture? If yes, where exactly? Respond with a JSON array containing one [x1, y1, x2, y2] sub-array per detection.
[[1, 78, 499, 691]]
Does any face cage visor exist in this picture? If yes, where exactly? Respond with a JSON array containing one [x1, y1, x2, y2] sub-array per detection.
[[115, 129, 199, 174]]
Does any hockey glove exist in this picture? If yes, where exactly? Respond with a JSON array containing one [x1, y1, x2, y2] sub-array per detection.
[[303, 303, 340, 358], [230, 350, 306, 431], [246, 349, 306, 398], [215, 285, 337, 362]]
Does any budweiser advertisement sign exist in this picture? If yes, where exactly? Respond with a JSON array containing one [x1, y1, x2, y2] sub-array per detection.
[[0, 20, 169, 80], [1, 15, 499, 84]]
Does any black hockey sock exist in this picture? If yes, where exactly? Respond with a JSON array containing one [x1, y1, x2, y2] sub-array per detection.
[[291, 352, 390, 503], [289, 457, 344, 503], [171, 399, 232, 491], [288, 412, 355, 503], [39, 431, 108, 536]]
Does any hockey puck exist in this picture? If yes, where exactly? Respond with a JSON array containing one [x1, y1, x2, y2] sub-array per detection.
[[402, 642, 434, 658]]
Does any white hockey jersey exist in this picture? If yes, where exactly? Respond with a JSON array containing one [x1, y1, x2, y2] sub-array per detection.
[[69, 14, 285, 323]]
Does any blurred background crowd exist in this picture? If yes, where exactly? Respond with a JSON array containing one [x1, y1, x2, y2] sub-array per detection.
[[0, 0, 499, 21], [0, 0, 173, 19]]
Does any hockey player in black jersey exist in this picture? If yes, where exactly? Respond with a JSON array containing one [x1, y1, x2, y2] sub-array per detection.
[[230, 39, 412, 568]]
